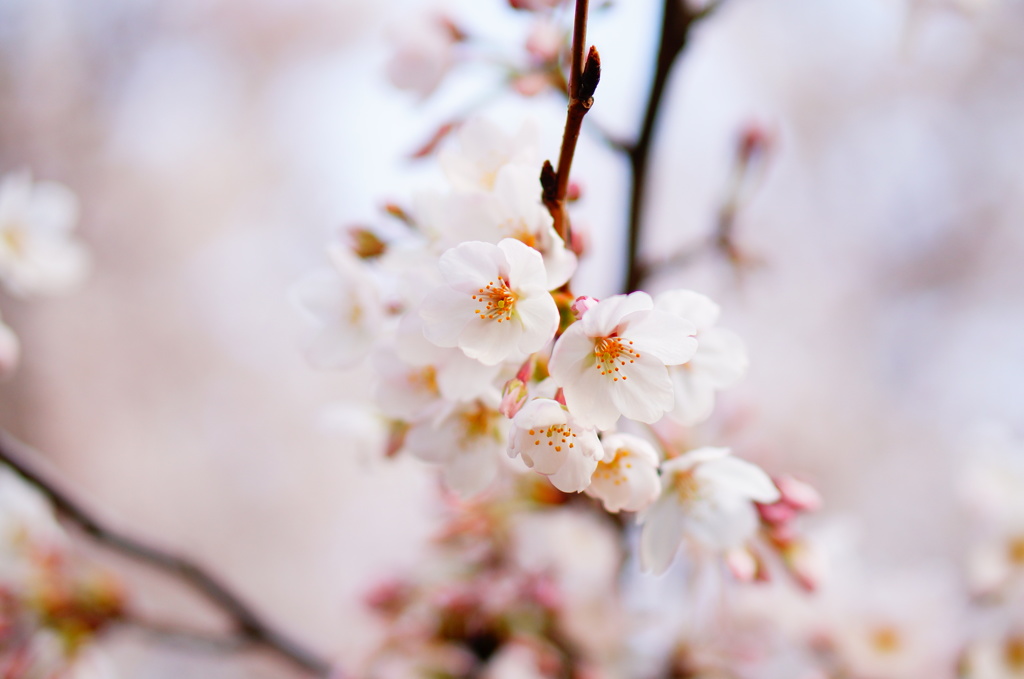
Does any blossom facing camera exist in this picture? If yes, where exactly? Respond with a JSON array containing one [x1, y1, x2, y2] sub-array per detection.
[[639, 447, 779, 575], [508, 398, 602, 493], [548, 291, 697, 430], [420, 239, 559, 366], [585, 433, 662, 513]]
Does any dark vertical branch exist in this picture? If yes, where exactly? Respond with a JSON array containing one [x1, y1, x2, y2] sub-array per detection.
[[623, 0, 717, 293]]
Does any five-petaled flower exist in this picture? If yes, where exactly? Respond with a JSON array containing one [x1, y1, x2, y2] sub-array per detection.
[[585, 433, 662, 513], [507, 398, 602, 493], [548, 292, 698, 430], [639, 447, 779, 575], [420, 239, 559, 366]]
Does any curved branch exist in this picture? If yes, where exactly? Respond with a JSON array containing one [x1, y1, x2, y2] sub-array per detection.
[[0, 430, 334, 678]]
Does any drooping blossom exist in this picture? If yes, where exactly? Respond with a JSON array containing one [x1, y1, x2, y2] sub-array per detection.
[[419, 239, 559, 366], [507, 398, 602, 493], [290, 244, 385, 369], [404, 396, 508, 498], [639, 447, 779, 574], [655, 290, 747, 426], [584, 433, 662, 513], [548, 292, 697, 430], [0, 171, 89, 297]]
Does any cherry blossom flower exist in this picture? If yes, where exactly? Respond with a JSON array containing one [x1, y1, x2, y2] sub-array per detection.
[[385, 16, 460, 99], [374, 314, 503, 421], [654, 290, 748, 426], [639, 447, 779, 574], [419, 239, 559, 366], [507, 398, 602, 493], [439, 118, 540, 192], [0, 171, 89, 297], [548, 292, 698, 430], [416, 166, 577, 288], [585, 433, 662, 513], [404, 396, 508, 498], [290, 244, 384, 369]]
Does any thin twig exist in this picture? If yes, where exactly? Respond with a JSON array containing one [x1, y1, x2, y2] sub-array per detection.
[[623, 0, 723, 293], [542, 0, 601, 244], [0, 430, 334, 678]]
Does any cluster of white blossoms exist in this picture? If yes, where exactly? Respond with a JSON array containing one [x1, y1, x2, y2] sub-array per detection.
[[0, 170, 90, 374], [293, 117, 776, 573]]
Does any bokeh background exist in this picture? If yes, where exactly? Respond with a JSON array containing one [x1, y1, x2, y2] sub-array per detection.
[[1, 0, 1022, 675]]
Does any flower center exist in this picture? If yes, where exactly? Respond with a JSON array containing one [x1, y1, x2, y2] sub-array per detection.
[[596, 449, 633, 486], [1008, 536, 1024, 566], [472, 280, 517, 323], [592, 336, 641, 382], [2, 226, 25, 256], [408, 366, 439, 395], [1005, 636, 1024, 671], [459, 402, 501, 445], [670, 469, 702, 505], [870, 625, 902, 654], [526, 424, 577, 454]]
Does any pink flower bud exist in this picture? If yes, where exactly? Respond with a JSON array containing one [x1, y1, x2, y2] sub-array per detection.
[[569, 296, 599, 320], [775, 475, 822, 512], [726, 547, 758, 583], [500, 378, 529, 418]]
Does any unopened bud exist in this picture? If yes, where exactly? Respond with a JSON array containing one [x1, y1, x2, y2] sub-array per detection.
[[738, 124, 772, 165], [500, 378, 529, 418], [783, 540, 822, 592], [570, 296, 599, 320], [725, 547, 758, 583], [349, 227, 386, 259], [775, 475, 822, 512]]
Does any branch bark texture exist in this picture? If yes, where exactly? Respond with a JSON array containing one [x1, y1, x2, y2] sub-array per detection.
[[0, 430, 334, 678]]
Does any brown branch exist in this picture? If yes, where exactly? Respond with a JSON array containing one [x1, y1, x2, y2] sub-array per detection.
[[623, 0, 723, 293], [542, 0, 601, 244], [0, 430, 334, 678]]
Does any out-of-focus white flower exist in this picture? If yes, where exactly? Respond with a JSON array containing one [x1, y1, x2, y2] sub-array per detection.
[[655, 290, 747, 426], [960, 426, 1024, 595], [419, 239, 559, 366], [825, 571, 963, 679], [0, 317, 20, 376], [439, 118, 540, 193], [404, 397, 507, 498], [585, 433, 662, 513], [0, 466, 66, 584], [291, 244, 384, 369], [525, 18, 563, 62], [507, 398, 602, 493], [639, 447, 778, 574], [417, 166, 577, 289], [549, 292, 697, 430], [965, 631, 1024, 679], [0, 171, 89, 297], [374, 314, 503, 421], [386, 16, 460, 99], [481, 642, 550, 679]]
